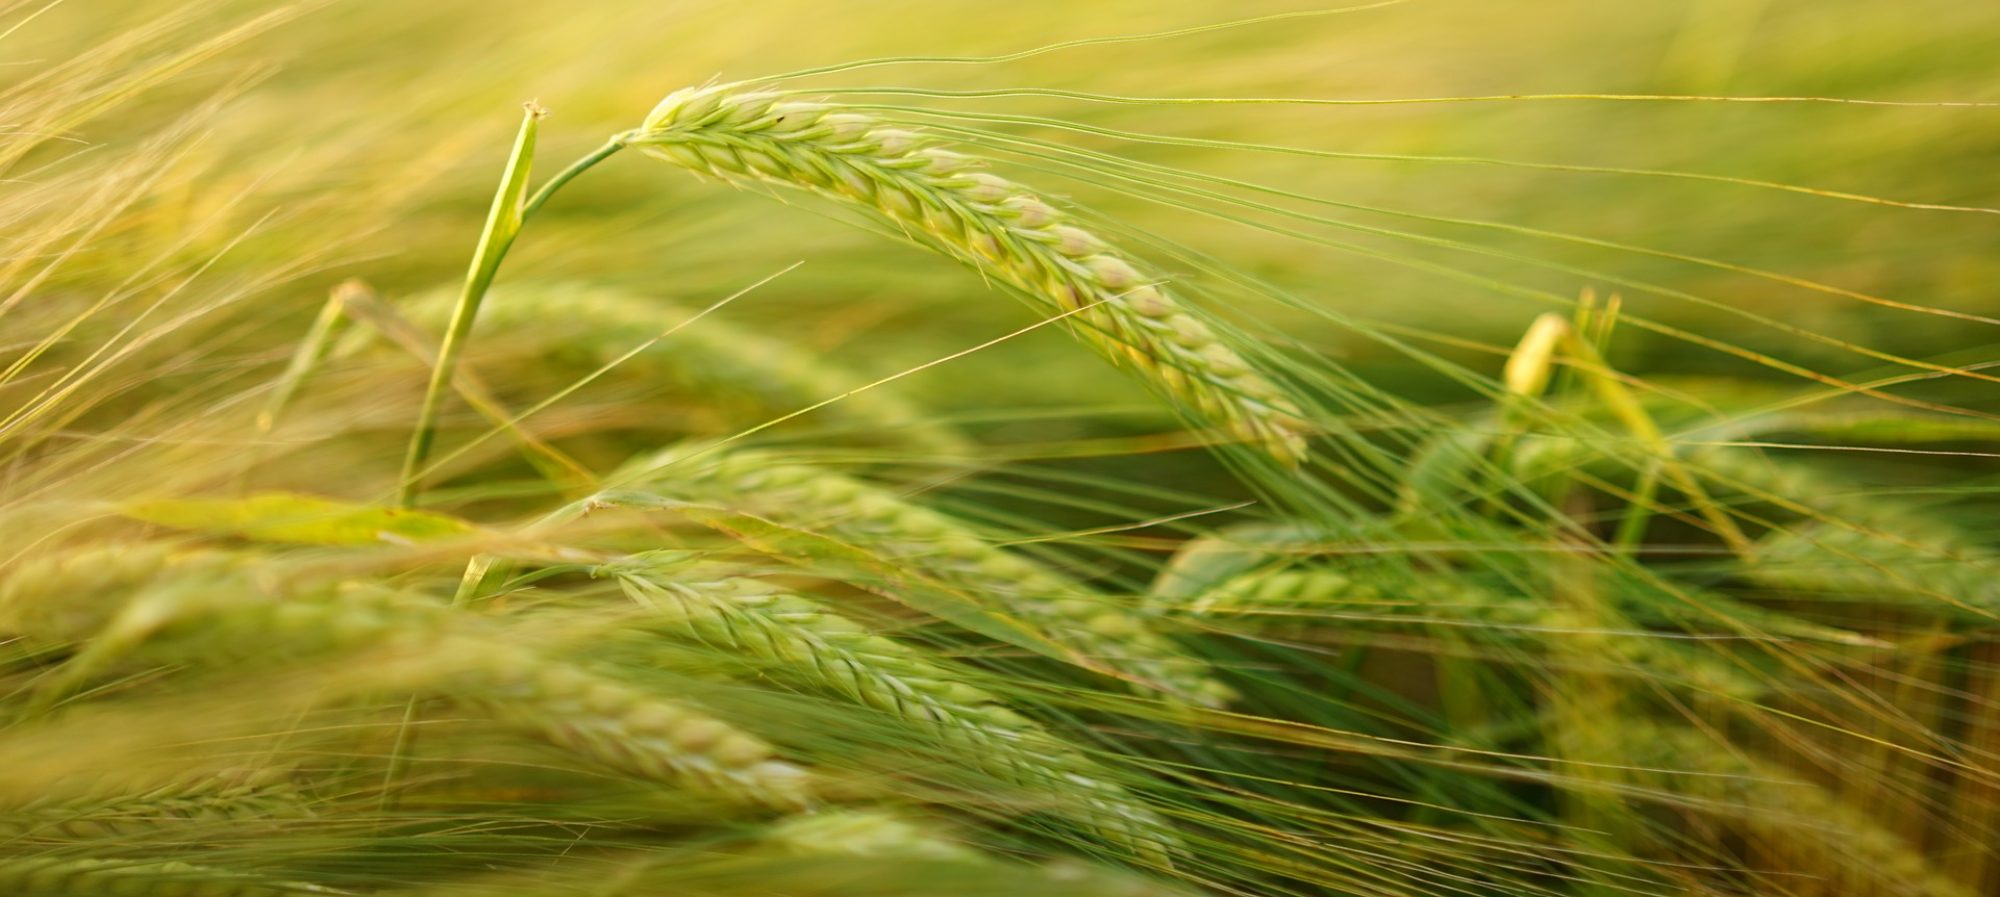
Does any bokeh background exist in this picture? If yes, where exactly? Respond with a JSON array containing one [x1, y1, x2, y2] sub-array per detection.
[[18, 0, 1999, 448]]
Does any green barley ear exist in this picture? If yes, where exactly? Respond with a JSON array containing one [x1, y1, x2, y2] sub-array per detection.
[[609, 561, 1183, 862], [0, 767, 309, 843], [629, 83, 1313, 465], [0, 857, 335, 896], [28, 560, 815, 810], [427, 635, 817, 810], [763, 810, 982, 862], [623, 445, 1235, 708]]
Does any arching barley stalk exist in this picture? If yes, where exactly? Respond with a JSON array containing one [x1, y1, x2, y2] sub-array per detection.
[[761, 809, 983, 861], [427, 634, 816, 809], [0, 857, 335, 896], [626, 83, 1313, 464], [611, 561, 1181, 862], [7, 556, 813, 810], [0, 769, 309, 843], [625, 445, 1235, 708]]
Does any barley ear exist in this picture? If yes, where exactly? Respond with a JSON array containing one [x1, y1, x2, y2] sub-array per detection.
[[0, 857, 336, 896], [631, 83, 1312, 464], [612, 562, 1183, 862], [625, 446, 1235, 708]]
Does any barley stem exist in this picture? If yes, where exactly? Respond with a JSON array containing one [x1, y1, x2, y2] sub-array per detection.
[[398, 104, 545, 506], [523, 134, 630, 218], [395, 113, 630, 506], [256, 280, 355, 434], [395, 127, 628, 507]]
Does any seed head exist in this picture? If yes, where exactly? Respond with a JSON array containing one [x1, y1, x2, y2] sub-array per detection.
[[633, 83, 1312, 463]]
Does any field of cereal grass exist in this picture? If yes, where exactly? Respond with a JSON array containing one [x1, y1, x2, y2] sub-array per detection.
[[3, 2, 1998, 894]]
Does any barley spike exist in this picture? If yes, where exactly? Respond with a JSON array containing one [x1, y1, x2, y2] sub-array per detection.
[[629, 83, 1312, 464], [628, 446, 1234, 708], [613, 561, 1180, 861]]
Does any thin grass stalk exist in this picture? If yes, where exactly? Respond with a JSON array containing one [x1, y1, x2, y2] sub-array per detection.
[[254, 280, 354, 434], [339, 283, 596, 490], [356, 283, 969, 453], [1945, 641, 2000, 892]]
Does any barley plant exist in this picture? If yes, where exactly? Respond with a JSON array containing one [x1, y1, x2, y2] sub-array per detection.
[[4, 2, 1999, 896]]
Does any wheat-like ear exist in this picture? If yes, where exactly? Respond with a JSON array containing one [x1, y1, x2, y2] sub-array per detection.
[[428, 634, 816, 809], [1179, 562, 1770, 700], [761, 809, 984, 862], [0, 544, 245, 644], [758, 810, 1199, 895], [0, 768, 309, 843], [40, 566, 814, 810], [629, 84, 1312, 465], [0, 857, 335, 896], [612, 562, 1181, 862], [628, 446, 1234, 708]]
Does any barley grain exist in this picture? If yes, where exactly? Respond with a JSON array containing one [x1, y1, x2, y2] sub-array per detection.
[[627, 446, 1233, 707], [763, 809, 981, 862], [614, 562, 1179, 860], [0, 857, 335, 896], [0, 769, 308, 842], [630, 84, 1311, 464], [62, 573, 812, 809]]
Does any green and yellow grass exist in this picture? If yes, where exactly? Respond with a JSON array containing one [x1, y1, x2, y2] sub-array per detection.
[[1, 1, 1997, 895]]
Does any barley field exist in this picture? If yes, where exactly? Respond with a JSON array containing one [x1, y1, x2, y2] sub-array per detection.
[[3, 1, 1999, 895]]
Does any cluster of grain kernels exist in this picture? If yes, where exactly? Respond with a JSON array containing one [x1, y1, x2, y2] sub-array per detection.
[[437, 636, 813, 808], [640, 448, 1234, 707], [636, 85, 1311, 464]]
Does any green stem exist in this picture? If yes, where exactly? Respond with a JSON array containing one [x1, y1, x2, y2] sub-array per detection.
[[1611, 459, 1663, 552], [524, 134, 629, 217], [258, 281, 355, 434], [394, 109, 627, 507]]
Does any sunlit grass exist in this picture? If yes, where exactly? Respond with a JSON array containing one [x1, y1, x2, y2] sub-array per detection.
[[1, 2, 1996, 895]]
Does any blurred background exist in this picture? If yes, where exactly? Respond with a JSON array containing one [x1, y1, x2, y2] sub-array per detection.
[[14, 0, 1998, 452]]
